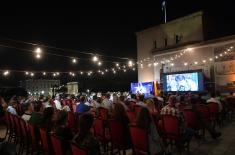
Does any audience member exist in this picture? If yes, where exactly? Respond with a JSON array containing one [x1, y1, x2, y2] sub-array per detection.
[[76, 96, 90, 113], [21, 102, 33, 121], [73, 113, 100, 155]]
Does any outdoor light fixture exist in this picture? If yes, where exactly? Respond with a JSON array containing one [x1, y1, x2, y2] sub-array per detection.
[[72, 58, 77, 63], [92, 56, 98, 62], [80, 71, 83, 75], [128, 60, 133, 67], [36, 54, 41, 59], [43, 72, 46, 75], [53, 73, 56, 77], [105, 69, 108, 72], [56, 72, 60, 75], [25, 72, 29, 75], [98, 61, 102, 66], [30, 73, 34, 77], [3, 70, 9, 76], [116, 63, 119, 67]]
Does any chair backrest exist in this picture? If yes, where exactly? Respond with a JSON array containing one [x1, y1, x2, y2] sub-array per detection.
[[39, 128, 50, 154], [13, 115, 21, 135], [98, 107, 109, 120], [108, 120, 125, 148], [19, 118, 28, 138], [9, 113, 15, 129], [183, 109, 197, 129], [127, 111, 136, 123], [134, 105, 142, 115], [207, 102, 219, 114], [67, 111, 76, 128], [70, 143, 87, 155], [197, 104, 210, 121], [128, 101, 136, 111], [28, 123, 37, 145], [161, 115, 180, 140], [51, 135, 64, 155], [93, 118, 105, 138], [129, 125, 149, 154]]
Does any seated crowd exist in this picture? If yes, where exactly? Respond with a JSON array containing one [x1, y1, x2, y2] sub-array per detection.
[[0, 90, 235, 155]]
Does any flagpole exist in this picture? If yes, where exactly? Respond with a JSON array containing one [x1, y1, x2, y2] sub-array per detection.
[[164, 3, 167, 23]]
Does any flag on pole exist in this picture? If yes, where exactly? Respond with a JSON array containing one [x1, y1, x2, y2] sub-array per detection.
[[162, 0, 167, 23], [162, 1, 166, 11]]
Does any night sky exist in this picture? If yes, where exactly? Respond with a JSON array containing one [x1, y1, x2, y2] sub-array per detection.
[[0, 1, 234, 91]]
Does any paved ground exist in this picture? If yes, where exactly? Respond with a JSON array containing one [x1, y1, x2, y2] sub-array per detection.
[[1, 119, 235, 155]]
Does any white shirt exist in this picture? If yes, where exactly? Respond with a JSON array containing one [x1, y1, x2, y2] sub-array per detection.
[[102, 98, 112, 112], [54, 100, 62, 110], [207, 98, 223, 112], [21, 113, 31, 121], [7, 106, 17, 115], [136, 101, 147, 107]]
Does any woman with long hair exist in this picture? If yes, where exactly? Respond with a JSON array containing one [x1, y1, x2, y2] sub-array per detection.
[[73, 113, 100, 155], [136, 107, 164, 155]]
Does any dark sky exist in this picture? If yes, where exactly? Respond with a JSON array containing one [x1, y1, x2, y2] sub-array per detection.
[[0, 1, 234, 91]]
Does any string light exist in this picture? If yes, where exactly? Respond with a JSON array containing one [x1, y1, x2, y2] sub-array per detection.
[[105, 69, 108, 72], [203, 60, 206, 63], [116, 63, 119, 67], [153, 62, 158, 66], [184, 62, 188, 66], [80, 71, 83, 75], [209, 58, 213, 61], [25, 72, 29, 75], [128, 60, 133, 67], [72, 58, 77, 64], [35, 47, 41, 54], [36, 54, 41, 59], [43, 72, 46, 75], [170, 63, 174, 66], [92, 56, 98, 62], [30, 73, 34, 77], [3, 70, 9, 76], [194, 61, 198, 65], [53, 73, 56, 77], [98, 61, 102, 66], [56, 72, 60, 75]]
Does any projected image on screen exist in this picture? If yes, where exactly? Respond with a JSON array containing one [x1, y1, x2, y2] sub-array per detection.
[[166, 72, 199, 91], [131, 82, 153, 96]]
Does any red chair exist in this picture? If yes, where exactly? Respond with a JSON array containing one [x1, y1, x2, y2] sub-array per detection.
[[183, 109, 198, 129], [70, 143, 88, 155], [129, 125, 149, 155], [67, 111, 76, 128], [98, 107, 109, 120], [197, 104, 210, 121], [161, 115, 180, 141], [133, 105, 142, 115], [128, 101, 136, 111], [8, 113, 16, 142], [93, 118, 110, 152], [207, 102, 219, 128], [127, 111, 136, 123], [39, 128, 51, 155], [19, 118, 30, 155], [28, 123, 41, 155], [13, 115, 21, 145], [51, 135, 65, 155], [108, 120, 129, 154]]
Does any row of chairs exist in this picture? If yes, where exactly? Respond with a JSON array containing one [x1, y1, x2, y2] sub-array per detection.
[[4, 112, 88, 155]]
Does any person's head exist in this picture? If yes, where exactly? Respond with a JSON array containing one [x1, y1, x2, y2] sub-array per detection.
[[145, 99, 155, 112], [119, 95, 125, 102], [112, 103, 127, 120], [24, 102, 33, 113], [79, 113, 94, 135], [216, 91, 221, 97], [105, 94, 110, 99], [97, 97, 102, 104], [136, 107, 151, 129], [93, 95, 97, 101], [112, 94, 119, 103], [33, 101, 43, 112], [210, 92, 216, 98], [168, 95, 177, 106], [56, 111, 68, 126], [43, 107, 54, 121], [80, 96, 86, 103], [138, 95, 145, 102], [131, 94, 136, 100]]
